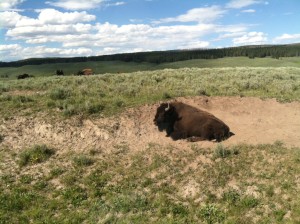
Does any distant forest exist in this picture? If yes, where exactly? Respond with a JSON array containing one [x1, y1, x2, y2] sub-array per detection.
[[1, 43, 300, 67]]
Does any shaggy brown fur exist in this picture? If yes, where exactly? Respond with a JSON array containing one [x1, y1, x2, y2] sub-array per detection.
[[153, 102, 234, 142]]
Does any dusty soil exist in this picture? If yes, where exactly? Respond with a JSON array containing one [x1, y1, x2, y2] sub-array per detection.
[[1, 96, 300, 154]]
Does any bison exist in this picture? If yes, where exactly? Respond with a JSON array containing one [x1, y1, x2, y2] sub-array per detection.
[[153, 102, 234, 142], [17, 73, 31, 79]]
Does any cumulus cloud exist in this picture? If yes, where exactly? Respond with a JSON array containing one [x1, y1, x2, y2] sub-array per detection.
[[3, 9, 96, 40], [0, 0, 24, 11], [0, 44, 21, 51], [37, 9, 95, 24], [0, 9, 95, 29], [155, 6, 226, 24], [0, 2, 268, 61], [232, 31, 267, 45], [7, 23, 93, 38], [273, 33, 300, 43], [0, 44, 22, 61], [0, 11, 27, 28], [0, 45, 93, 61], [226, 0, 261, 9], [91, 22, 216, 50], [46, 0, 105, 10]]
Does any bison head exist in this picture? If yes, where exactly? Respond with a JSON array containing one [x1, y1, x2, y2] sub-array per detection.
[[153, 103, 177, 133]]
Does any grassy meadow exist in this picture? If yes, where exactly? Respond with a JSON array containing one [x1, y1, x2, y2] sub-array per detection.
[[1, 57, 300, 78], [1, 59, 300, 223], [1, 142, 300, 223], [0, 67, 300, 118]]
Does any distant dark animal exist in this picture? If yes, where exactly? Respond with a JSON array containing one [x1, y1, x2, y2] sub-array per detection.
[[56, 69, 64, 76], [153, 102, 234, 142], [17, 73, 31, 79]]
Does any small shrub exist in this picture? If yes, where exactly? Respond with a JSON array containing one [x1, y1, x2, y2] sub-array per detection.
[[62, 103, 78, 116], [265, 185, 275, 197], [62, 174, 78, 186], [86, 103, 105, 114], [198, 204, 225, 224], [240, 196, 259, 208], [115, 100, 124, 108], [20, 175, 33, 184], [13, 95, 34, 103], [222, 189, 240, 205], [49, 167, 65, 178], [19, 145, 55, 167], [0, 95, 12, 102], [162, 92, 172, 99], [214, 144, 232, 159], [73, 155, 94, 167], [50, 88, 71, 100], [198, 89, 210, 96], [171, 203, 189, 216], [274, 209, 286, 221], [61, 186, 88, 206]]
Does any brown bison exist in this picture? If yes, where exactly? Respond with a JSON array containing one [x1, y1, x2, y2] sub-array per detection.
[[82, 68, 93, 76], [153, 102, 234, 142]]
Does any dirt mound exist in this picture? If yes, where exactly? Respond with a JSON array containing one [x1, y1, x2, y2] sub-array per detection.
[[1, 96, 300, 153]]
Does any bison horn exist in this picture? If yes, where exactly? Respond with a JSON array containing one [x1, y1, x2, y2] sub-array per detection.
[[165, 103, 170, 111]]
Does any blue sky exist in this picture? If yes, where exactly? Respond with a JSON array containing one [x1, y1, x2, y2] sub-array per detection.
[[1, 0, 300, 61]]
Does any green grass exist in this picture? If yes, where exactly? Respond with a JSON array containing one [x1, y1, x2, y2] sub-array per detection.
[[1, 57, 300, 79], [1, 142, 299, 223], [0, 67, 299, 118], [18, 145, 55, 167], [1, 60, 300, 222]]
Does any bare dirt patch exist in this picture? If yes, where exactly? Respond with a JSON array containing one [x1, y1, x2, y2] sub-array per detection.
[[1, 96, 300, 154]]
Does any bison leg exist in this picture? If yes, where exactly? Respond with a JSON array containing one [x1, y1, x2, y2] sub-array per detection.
[[186, 136, 207, 142], [166, 125, 174, 137], [169, 131, 186, 140]]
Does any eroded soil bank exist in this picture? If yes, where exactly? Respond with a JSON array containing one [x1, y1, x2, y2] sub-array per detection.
[[1, 96, 300, 153]]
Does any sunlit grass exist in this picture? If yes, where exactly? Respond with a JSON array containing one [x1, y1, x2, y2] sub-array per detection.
[[1, 142, 299, 223], [1, 67, 299, 118]]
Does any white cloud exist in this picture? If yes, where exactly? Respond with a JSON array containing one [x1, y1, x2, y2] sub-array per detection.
[[155, 6, 226, 24], [106, 2, 125, 7], [46, 0, 105, 10], [0, 44, 21, 51], [232, 31, 267, 45], [0, 0, 24, 11], [7, 23, 93, 38], [241, 9, 256, 13], [0, 11, 27, 28], [37, 9, 95, 24], [1, 3, 270, 61], [226, 0, 261, 9], [0, 44, 22, 61], [3, 9, 96, 40], [0, 9, 95, 30], [178, 41, 210, 49], [215, 31, 247, 40], [91, 22, 216, 50], [0, 45, 93, 61], [273, 33, 300, 43]]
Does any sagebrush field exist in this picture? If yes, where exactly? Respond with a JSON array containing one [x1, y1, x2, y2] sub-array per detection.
[[1, 64, 300, 223]]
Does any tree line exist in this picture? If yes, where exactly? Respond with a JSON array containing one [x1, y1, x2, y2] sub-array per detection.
[[1, 44, 300, 67]]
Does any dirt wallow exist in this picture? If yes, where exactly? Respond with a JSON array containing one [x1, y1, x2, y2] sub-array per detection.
[[1, 96, 300, 154]]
